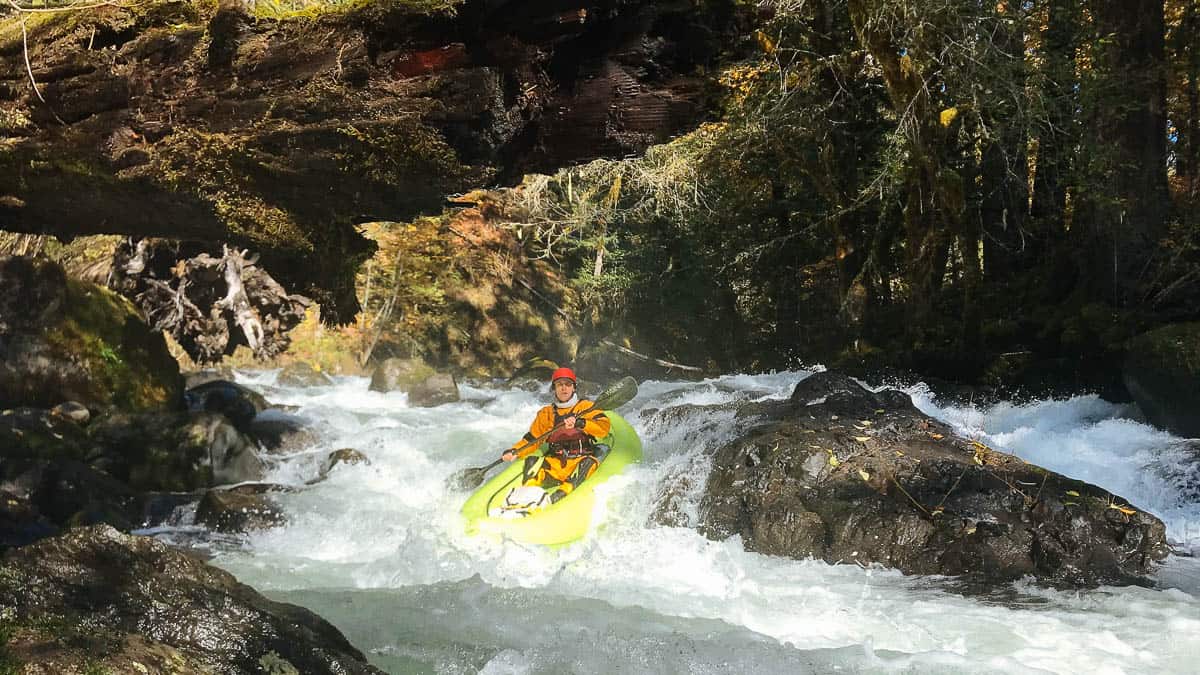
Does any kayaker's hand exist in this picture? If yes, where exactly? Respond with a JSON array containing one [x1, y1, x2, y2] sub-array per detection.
[[501, 449, 517, 462], [563, 416, 578, 429]]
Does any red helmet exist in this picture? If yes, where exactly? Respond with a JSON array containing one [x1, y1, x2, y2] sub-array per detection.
[[550, 367, 576, 385]]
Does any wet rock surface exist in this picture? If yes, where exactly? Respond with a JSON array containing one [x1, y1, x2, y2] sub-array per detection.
[[184, 378, 269, 430], [88, 410, 265, 489], [369, 357, 436, 393], [277, 361, 335, 387], [408, 372, 461, 407], [0, 256, 183, 412], [0, 525, 383, 674], [681, 372, 1170, 587], [1123, 322, 1200, 438], [195, 485, 288, 533]]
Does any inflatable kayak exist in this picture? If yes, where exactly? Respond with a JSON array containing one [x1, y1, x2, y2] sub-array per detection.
[[461, 411, 642, 545]]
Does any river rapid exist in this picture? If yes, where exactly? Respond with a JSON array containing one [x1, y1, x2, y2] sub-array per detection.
[[189, 370, 1200, 674]]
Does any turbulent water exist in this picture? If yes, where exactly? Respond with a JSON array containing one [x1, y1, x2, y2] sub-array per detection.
[[187, 370, 1200, 674]]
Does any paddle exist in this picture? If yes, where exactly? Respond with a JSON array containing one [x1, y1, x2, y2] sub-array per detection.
[[448, 376, 639, 491]]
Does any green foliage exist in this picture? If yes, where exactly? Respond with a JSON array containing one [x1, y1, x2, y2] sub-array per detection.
[[0, 620, 18, 675]]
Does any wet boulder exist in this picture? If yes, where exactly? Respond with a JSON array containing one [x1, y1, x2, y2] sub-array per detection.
[[195, 485, 289, 533], [88, 410, 265, 490], [0, 256, 184, 412], [690, 371, 1170, 587], [277, 361, 335, 387], [322, 448, 370, 475], [0, 489, 58, 552], [1124, 322, 1200, 438], [0, 407, 140, 548], [0, 526, 384, 673], [183, 366, 237, 389], [248, 410, 319, 454], [408, 372, 460, 407], [51, 401, 91, 425], [183, 378, 269, 431], [369, 357, 435, 393]]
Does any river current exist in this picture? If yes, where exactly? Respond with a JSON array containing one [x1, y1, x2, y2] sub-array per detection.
[[183, 370, 1200, 673]]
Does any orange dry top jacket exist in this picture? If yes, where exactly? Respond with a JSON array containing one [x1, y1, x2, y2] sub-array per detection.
[[512, 400, 612, 459]]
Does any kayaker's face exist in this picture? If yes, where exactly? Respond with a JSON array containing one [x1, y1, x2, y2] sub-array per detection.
[[553, 378, 576, 402]]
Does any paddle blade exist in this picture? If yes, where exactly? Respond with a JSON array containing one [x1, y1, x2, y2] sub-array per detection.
[[448, 466, 490, 491], [593, 376, 639, 411]]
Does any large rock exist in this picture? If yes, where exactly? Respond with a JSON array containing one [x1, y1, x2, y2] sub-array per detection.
[[195, 485, 288, 534], [408, 372, 461, 407], [0, 526, 383, 674], [184, 378, 269, 430], [369, 357, 435, 393], [277, 361, 335, 387], [0, 408, 140, 549], [88, 410, 265, 490], [248, 410, 320, 454], [684, 371, 1169, 587], [0, 256, 183, 412], [1124, 322, 1200, 438]]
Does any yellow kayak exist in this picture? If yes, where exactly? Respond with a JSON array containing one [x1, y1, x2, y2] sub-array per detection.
[[460, 411, 642, 545]]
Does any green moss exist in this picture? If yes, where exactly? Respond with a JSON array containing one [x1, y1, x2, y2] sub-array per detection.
[[32, 276, 180, 412]]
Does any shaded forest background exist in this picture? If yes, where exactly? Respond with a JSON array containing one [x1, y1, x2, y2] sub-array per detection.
[[4, 0, 1200, 397], [464, 0, 1200, 395]]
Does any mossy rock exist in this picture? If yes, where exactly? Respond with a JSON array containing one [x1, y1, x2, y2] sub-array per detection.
[[1124, 322, 1200, 437], [368, 357, 435, 393], [0, 256, 183, 413], [277, 362, 334, 388]]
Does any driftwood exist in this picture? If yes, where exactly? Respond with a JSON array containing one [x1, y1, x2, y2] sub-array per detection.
[[109, 238, 308, 363]]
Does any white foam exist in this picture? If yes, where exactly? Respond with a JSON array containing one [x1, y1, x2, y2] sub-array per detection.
[[206, 371, 1200, 673]]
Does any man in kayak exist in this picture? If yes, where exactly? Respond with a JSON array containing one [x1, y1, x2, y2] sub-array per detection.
[[500, 367, 612, 504]]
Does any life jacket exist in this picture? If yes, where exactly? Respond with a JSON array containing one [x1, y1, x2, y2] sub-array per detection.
[[546, 407, 596, 458]]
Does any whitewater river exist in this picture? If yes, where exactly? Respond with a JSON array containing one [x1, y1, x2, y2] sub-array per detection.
[[192, 370, 1200, 674]]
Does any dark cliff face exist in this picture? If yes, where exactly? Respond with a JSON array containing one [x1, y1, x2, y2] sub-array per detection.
[[0, 0, 734, 322]]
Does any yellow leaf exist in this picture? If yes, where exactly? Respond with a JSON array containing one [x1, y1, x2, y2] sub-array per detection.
[[940, 106, 959, 127], [895, 450, 905, 457], [854, 436, 871, 443], [875, 409, 885, 414], [754, 30, 776, 54], [973, 454, 984, 465], [858, 469, 870, 481], [931, 507, 944, 516], [929, 433, 944, 440], [828, 455, 840, 467], [1065, 490, 1080, 497], [1063, 501, 1078, 506], [860, 420, 873, 426]]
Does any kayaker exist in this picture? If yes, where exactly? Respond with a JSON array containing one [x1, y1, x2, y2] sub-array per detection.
[[500, 367, 612, 504]]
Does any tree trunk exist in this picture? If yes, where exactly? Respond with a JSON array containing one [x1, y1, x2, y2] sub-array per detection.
[[1030, 0, 1079, 264], [979, 1, 1030, 280], [1077, 0, 1170, 303], [848, 0, 957, 320], [1173, 0, 1200, 201]]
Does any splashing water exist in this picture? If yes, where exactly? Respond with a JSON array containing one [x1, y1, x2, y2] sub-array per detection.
[[196, 370, 1200, 674]]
